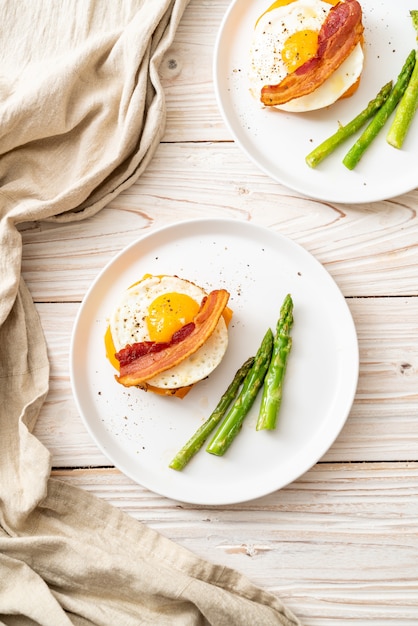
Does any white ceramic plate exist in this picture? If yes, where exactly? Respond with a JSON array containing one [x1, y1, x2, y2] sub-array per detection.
[[214, 0, 418, 203], [70, 219, 358, 505]]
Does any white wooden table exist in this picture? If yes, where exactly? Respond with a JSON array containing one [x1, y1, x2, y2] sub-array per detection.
[[21, 1, 418, 623]]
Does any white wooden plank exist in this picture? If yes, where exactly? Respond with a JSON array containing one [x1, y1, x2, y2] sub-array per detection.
[[161, 0, 229, 142], [19, 144, 418, 301]]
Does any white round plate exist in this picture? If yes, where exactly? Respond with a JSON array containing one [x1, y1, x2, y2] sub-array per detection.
[[70, 219, 358, 505], [213, 0, 418, 203]]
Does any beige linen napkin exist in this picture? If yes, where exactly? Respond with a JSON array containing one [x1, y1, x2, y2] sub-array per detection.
[[0, 2, 301, 624]]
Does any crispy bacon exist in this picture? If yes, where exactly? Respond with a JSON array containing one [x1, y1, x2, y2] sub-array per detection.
[[116, 289, 230, 387], [115, 323, 195, 366], [261, 0, 364, 106]]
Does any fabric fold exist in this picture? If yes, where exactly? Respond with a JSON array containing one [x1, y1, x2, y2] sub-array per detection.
[[0, 480, 300, 625], [0, 1, 302, 623], [0, 278, 51, 531]]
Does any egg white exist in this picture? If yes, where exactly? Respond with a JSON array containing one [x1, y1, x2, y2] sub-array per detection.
[[249, 0, 364, 112], [110, 275, 229, 389]]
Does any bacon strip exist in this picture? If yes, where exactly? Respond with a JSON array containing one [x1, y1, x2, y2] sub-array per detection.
[[115, 323, 195, 366], [261, 0, 364, 106], [116, 289, 230, 387]]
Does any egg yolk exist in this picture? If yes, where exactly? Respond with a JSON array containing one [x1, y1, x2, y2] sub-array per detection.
[[146, 292, 200, 343], [282, 29, 319, 73]]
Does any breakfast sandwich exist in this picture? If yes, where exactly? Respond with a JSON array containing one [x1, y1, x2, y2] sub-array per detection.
[[249, 0, 364, 112], [105, 275, 232, 397]]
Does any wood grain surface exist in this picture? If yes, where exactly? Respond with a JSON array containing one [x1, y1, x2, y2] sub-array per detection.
[[19, 1, 418, 624]]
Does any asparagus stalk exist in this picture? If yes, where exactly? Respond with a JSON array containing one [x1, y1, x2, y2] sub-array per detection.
[[168, 356, 255, 471], [305, 82, 392, 168], [343, 49, 416, 170], [256, 294, 293, 431], [386, 12, 418, 149], [206, 328, 274, 457]]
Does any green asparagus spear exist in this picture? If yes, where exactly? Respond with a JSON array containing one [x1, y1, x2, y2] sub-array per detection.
[[412, 10, 418, 33], [168, 356, 255, 471], [343, 49, 416, 170], [306, 82, 392, 168], [387, 13, 418, 149], [256, 294, 293, 431], [206, 328, 274, 457]]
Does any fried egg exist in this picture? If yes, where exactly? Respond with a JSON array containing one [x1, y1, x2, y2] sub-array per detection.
[[249, 0, 364, 112], [107, 275, 229, 391]]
